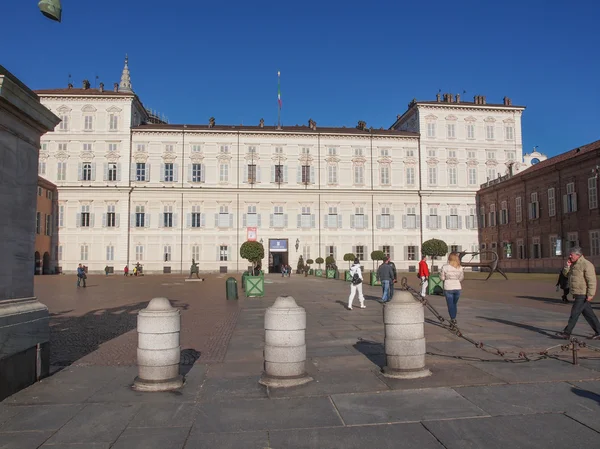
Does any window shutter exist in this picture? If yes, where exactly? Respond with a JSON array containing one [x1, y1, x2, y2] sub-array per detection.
[[311, 214, 315, 228], [365, 215, 368, 228], [130, 164, 136, 181], [115, 214, 120, 227], [426, 216, 430, 229], [186, 213, 191, 228], [284, 166, 288, 182], [160, 163, 165, 182], [188, 165, 193, 182], [350, 215, 355, 228], [76, 213, 81, 227], [77, 163, 83, 181], [90, 163, 96, 181], [445, 216, 450, 229], [173, 164, 179, 182], [214, 213, 219, 226], [146, 164, 151, 181], [416, 215, 420, 228], [257, 166, 261, 183], [271, 166, 275, 182], [458, 216, 463, 229], [376, 215, 381, 229], [158, 213, 163, 228], [390, 215, 395, 229], [102, 213, 107, 227], [390, 246, 395, 261], [573, 193, 578, 212], [352, 246, 356, 255], [270, 214, 274, 227], [229, 214, 234, 227], [200, 164, 205, 182], [402, 215, 407, 228], [130, 213, 135, 228], [284, 214, 288, 228], [89, 213, 94, 227], [310, 166, 315, 184], [535, 202, 540, 218], [243, 165, 248, 183], [201, 213, 206, 227], [243, 214, 247, 227], [334, 247, 338, 260], [297, 214, 301, 228], [338, 215, 342, 228], [404, 246, 408, 260], [173, 213, 178, 227], [257, 214, 262, 227], [415, 246, 419, 258], [297, 167, 302, 183], [217, 246, 220, 261], [437, 216, 442, 229], [465, 215, 471, 229], [103, 163, 108, 181], [145, 214, 150, 228], [117, 163, 122, 181]]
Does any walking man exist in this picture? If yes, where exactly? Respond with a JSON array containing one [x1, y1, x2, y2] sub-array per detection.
[[418, 255, 430, 298], [557, 247, 600, 340], [377, 257, 395, 303]]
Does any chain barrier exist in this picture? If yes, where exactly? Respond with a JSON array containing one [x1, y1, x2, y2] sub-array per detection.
[[399, 277, 600, 365]]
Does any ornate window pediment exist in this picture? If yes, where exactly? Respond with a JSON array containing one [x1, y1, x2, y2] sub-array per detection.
[[445, 115, 458, 121], [464, 116, 477, 122], [57, 105, 71, 113], [484, 116, 496, 123], [106, 106, 122, 113], [503, 118, 515, 124], [82, 105, 97, 113], [425, 114, 438, 121]]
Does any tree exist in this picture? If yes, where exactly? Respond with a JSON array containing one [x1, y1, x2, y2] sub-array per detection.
[[315, 257, 324, 269], [370, 250, 386, 269], [325, 255, 336, 269], [422, 238, 448, 266], [297, 256, 305, 273], [343, 253, 356, 269], [306, 258, 314, 267], [240, 241, 265, 272]]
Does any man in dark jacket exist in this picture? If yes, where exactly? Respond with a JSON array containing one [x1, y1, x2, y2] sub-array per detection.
[[377, 257, 395, 303], [388, 260, 397, 299], [556, 270, 570, 303]]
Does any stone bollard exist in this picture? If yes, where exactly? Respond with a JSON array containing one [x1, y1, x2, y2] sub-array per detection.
[[259, 296, 313, 388], [133, 297, 184, 391], [382, 290, 431, 379]]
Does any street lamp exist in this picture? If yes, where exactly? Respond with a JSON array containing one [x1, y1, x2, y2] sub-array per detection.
[[38, 0, 62, 22], [295, 239, 300, 251]]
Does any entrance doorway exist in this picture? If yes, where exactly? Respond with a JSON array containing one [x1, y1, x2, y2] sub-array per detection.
[[42, 252, 51, 275], [268, 239, 289, 274], [34, 251, 41, 275]]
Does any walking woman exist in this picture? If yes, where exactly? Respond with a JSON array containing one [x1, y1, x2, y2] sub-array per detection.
[[440, 252, 464, 327], [347, 258, 366, 310]]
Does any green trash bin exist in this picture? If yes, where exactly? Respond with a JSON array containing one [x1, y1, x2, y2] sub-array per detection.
[[226, 277, 238, 300], [428, 273, 443, 295]]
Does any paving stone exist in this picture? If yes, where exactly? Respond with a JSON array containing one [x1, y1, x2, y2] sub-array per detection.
[[309, 355, 380, 372], [194, 397, 342, 433], [0, 431, 53, 449], [423, 413, 600, 449], [0, 404, 84, 431], [268, 422, 445, 449], [331, 387, 487, 425], [42, 443, 110, 448], [128, 403, 197, 428], [0, 405, 23, 425], [44, 403, 141, 445], [204, 361, 264, 378], [306, 346, 356, 357], [469, 358, 600, 383], [183, 430, 269, 449], [197, 376, 268, 402], [112, 427, 190, 449]]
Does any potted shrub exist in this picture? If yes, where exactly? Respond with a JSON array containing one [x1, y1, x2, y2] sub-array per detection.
[[315, 257, 324, 277], [297, 256, 305, 275], [422, 238, 448, 295], [240, 241, 265, 297], [325, 255, 337, 279], [306, 258, 314, 276], [370, 250, 386, 286], [343, 253, 355, 281]]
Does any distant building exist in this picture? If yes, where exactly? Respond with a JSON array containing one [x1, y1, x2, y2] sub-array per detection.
[[477, 139, 600, 272], [34, 176, 58, 274]]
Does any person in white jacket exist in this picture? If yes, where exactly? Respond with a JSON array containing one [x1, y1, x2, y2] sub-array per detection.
[[348, 259, 366, 310], [440, 252, 465, 327]]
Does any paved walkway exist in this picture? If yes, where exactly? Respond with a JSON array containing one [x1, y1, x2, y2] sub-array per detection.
[[2, 273, 600, 448]]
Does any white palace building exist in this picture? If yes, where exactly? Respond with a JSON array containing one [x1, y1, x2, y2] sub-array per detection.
[[36, 57, 535, 274]]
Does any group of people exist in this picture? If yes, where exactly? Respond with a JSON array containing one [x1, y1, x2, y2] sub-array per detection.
[[347, 246, 598, 340], [281, 264, 292, 277], [123, 264, 142, 276]]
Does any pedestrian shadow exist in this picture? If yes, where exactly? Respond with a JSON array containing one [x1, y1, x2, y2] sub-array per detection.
[[364, 295, 382, 302], [335, 300, 348, 309], [353, 338, 385, 368], [517, 295, 569, 305], [180, 349, 201, 376], [479, 316, 563, 338], [571, 387, 600, 406]]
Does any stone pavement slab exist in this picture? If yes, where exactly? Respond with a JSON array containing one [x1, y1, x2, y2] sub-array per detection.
[[127, 403, 197, 428], [331, 387, 488, 425], [0, 431, 54, 449], [423, 413, 599, 449], [0, 404, 84, 432], [268, 422, 444, 449], [469, 358, 600, 383], [111, 427, 191, 449], [197, 376, 269, 402], [183, 430, 269, 449], [194, 397, 342, 433]]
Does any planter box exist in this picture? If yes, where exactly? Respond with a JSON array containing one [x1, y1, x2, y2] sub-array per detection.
[[428, 273, 443, 295], [370, 271, 381, 286], [315, 269, 323, 277], [309, 268, 314, 275], [345, 270, 352, 282], [245, 275, 265, 298], [326, 269, 336, 279]]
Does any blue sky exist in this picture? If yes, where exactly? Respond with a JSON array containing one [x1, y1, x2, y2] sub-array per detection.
[[4, 0, 599, 157]]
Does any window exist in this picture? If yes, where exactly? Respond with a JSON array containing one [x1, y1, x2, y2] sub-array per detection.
[[109, 114, 118, 131], [272, 205, 285, 228], [404, 206, 417, 229], [57, 245, 62, 261], [301, 147, 310, 155], [407, 246, 417, 261], [428, 166, 437, 186], [589, 177, 598, 209], [220, 145, 229, 154], [327, 206, 339, 229], [84, 115, 93, 131], [58, 114, 69, 131], [136, 163, 147, 182], [192, 163, 204, 183], [486, 151, 496, 161], [447, 207, 460, 229], [219, 163, 229, 182], [532, 237, 541, 259], [247, 164, 257, 184], [300, 206, 312, 228], [468, 167, 477, 185], [487, 168, 497, 182], [486, 125, 494, 140], [550, 235, 559, 257], [328, 165, 338, 184], [517, 239, 525, 259], [506, 151, 516, 161], [303, 245, 311, 261], [106, 245, 114, 261], [353, 148, 364, 157], [219, 245, 228, 261], [548, 188, 556, 217], [275, 164, 285, 183], [353, 206, 366, 229], [106, 204, 116, 227], [380, 206, 392, 229], [448, 167, 457, 185], [163, 205, 173, 228], [80, 244, 89, 261], [136, 144, 146, 152], [500, 201, 508, 225], [466, 124, 475, 140], [406, 167, 415, 186], [380, 148, 389, 157], [354, 165, 364, 185], [46, 190, 52, 200], [516, 196, 522, 222], [447, 123, 456, 138], [406, 149, 415, 157], [82, 163, 92, 181], [427, 148, 437, 158], [467, 151, 476, 159], [448, 150, 457, 158], [192, 144, 201, 153], [58, 204, 64, 227], [164, 163, 174, 182], [248, 146, 256, 154], [529, 192, 539, 219], [275, 146, 283, 154], [191, 205, 202, 228], [108, 163, 118, 182], [479, 206, 486, 228], [191, 245, 200, 261], [591, 230, 600, 256], [355, 245, 365, 260], [80, 205, 90, 227], [39, 160, 46, 175], [382, 245, 391, 258], [427, 122, 436, 137], [135, 245, 144, 261], [218, 205, 231, 228], [328, 147, 337, 156], [489, 204, 497, 227], [164, 245, 172, 262], [37, 186, 42, 196], [564, 182, 577, 213], [36, 212, 41, 234], [466, 207, 477, 229], [327, 245, 335, 258], [380, 165, 390, 185], [135, 205, 145, 227], [567, 232, 579, 252], [301, 165, 311, 184], [428, 207, 440, 230], [245, 205, 258, 227], [505, 126, 514, 140]]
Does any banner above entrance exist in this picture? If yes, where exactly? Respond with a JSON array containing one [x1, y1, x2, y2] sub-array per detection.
[[269, 239, 288, 252]]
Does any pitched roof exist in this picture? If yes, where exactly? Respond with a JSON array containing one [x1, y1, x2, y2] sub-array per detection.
[[35, 88, 134, 97], [132, 123, 418, 137]]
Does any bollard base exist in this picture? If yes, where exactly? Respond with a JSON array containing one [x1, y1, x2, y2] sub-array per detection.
[[259, 372, 313, 388], [132, 375, 184, 392], [382, 366, 432, 379]]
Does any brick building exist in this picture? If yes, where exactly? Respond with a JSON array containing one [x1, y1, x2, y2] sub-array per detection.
[[477, 139, 600, 272], [35, 176, 58, 274]]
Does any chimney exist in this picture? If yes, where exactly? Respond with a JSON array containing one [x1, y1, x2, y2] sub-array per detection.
[[503, 96, 512, 106], [481, 96, 487, 105], [82, 79, 90, 89], [259, 118, 264, 128], [448, 93, 453, 103], [308, 118, 317, 130], [436, 93, 441, 102], [442, 93, 448, 102], [456, 93, 460, 103], [67, 82, 73, 89], [98, 82, 104, 92], [113, 83, 119, 92], [473, 95, 478, 104]]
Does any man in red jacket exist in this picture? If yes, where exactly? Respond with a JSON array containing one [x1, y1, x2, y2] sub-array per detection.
[[418, 255, 430, 297]]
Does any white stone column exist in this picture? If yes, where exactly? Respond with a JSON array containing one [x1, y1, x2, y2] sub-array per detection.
[[260, 295, 312, 388], [382, 290, 431, 379], [133, 297, 183, 391], [0, 66, 60, 401]]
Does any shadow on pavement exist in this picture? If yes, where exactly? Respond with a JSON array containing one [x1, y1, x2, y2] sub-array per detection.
[[571, 387, 600, 405], [479, 316, 565, 339], [180, 349, 202, 376], [517, 295, 569, 305], [353, 339, 385, 368]]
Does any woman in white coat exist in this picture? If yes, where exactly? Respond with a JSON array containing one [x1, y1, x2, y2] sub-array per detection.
[[348, 259, 366, 310]]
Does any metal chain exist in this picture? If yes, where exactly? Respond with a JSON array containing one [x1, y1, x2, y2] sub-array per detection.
[[399, 277, 581, 364]]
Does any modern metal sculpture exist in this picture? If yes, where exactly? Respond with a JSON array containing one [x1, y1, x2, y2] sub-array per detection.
[[459, 251, 508, 280]]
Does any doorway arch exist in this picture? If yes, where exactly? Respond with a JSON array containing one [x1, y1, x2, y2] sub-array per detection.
[[34, 251, 41, 275], [42, 252, 51, 275]]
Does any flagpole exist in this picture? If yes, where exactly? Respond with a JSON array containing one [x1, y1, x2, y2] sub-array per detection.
[[277, 70, 281, 129]]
